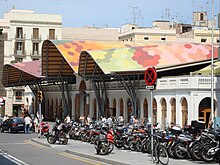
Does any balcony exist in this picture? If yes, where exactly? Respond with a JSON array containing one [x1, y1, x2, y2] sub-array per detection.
[[31, 35, 42, 43], [14, 49, 26, 60], [14, 34, 26, 41], [30, 51, 40, 60]]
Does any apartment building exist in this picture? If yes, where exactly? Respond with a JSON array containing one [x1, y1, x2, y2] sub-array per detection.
[[0, 9, 62, 116]]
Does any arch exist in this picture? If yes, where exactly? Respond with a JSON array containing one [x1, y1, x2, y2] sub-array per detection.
[[112, 98, 116, 116], [119, 98, 124, 116], [153, 98, 157, 125], [93, 98, 97, 120], [79, 80, 86, 91], [181, 97, 188, 127], [161, 98, 167, 129], [170, 98, 176, 124], [198, 97, 217, 127], [105, 98, 110, 117], [143, 98, 148, 118], [127, 98, 132, 122]]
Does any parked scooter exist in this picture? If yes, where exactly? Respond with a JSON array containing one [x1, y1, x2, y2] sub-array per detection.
[[38, 122, 50, 138]]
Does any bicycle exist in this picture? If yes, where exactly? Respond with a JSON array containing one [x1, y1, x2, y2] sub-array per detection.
[[150, 133, 169, 165]]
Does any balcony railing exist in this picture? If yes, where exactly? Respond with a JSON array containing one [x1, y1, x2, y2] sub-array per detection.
[[31, 35, 42, 42], [14, 34, 26, 41], [14, 49, 26, 58]]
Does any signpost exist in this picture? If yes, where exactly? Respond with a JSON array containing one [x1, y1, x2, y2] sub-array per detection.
[[37, 91, 43, 138], [144, 67, 157, 162]]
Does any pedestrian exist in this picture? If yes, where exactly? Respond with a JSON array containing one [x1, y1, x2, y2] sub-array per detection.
[[79, 114, 85, 124], [33, 116, 39, 133], [87, 115, 92, 125], [64, 115, 71, 124], [3, 115, 8, 121], [24, 115, 32, 134]]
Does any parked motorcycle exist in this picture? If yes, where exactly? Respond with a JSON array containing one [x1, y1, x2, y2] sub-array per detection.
[[94, 127, 114, 155], [47, 120, 71, 145]]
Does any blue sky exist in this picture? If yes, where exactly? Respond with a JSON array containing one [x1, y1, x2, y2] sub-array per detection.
[[0, 0, 219, 28]]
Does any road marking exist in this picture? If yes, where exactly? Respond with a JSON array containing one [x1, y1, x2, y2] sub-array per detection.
[[57, 152, 102, 165], [26, 140, 102, 165], [0, 149, 29, 165]]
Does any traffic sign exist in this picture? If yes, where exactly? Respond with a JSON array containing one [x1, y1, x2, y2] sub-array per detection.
[[146, 86, 155, 90], [144, 67, 157, 86], [0, 97, 4, 106]]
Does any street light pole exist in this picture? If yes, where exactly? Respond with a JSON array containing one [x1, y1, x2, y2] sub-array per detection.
[[211, 0, 215, 125]]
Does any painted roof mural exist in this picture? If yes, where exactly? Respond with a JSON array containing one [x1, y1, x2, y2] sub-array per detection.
[[85, 43, 219, 74], [52, 40, 146, 73], [11, 60, 42, 77]]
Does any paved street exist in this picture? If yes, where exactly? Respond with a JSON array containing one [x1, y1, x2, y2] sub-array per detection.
[[0, 132, 108, 165], [32, 135, 218, 165]]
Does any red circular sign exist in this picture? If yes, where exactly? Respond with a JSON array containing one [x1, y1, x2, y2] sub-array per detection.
[[144, 67, 157, 85]]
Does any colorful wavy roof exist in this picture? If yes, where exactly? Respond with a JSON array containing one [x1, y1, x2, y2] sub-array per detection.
[[12, 60, 42, 77], [50, 40, 146, 73], [84, 43, 218, 74]]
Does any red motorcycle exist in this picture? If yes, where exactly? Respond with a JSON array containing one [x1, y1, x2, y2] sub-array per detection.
[[94, 127, 114, 155], [38, 122, 50, 138]]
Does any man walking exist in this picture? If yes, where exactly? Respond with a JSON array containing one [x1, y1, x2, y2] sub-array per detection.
[[24, 115, 32, 134]]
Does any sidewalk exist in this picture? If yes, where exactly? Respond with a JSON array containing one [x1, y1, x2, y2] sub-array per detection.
[[31, 137, 218, 165]]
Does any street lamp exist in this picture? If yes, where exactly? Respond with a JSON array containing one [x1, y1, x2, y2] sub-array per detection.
[[211, 0, 215, 126]]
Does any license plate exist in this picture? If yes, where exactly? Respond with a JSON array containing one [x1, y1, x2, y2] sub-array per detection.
[[18, 124, 23, 126]]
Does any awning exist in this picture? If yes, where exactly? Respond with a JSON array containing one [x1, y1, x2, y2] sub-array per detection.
[[2, 60, 43, 87], [79, 43, 218, 77], [195, 61, 220, 75]]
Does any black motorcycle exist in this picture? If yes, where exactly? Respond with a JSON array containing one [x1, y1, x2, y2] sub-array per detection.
[[47, 122, 71, 145]]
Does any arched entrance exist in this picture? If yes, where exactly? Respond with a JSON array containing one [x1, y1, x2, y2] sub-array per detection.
[[105, 98, 110, 117], [143, 98, 148, 118], [198, 97, 217, 127], [112, 98, 116, 116], [153, 99, 157, 126], [93, 98, 97, 120], [161, 98, 167, 129], [120, 98, 124, 116], [170, 98, 176, 124], [127, 98, 132, 122], [181, 98, 188, 127], [75, 80, 88, 121]]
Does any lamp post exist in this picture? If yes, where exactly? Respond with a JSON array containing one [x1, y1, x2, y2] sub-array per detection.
[[211, 0, 215, 125]]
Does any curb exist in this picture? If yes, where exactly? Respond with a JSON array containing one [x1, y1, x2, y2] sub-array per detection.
[[31, 138, 51, 148], [31, 138, 129, 165], [65, 150, 129, 165]]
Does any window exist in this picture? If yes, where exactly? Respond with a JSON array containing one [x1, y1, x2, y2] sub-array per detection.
[[201, 38, 207, 43], [200, 13, 204, 21], [16, 27, 23, 38], [161, 37, 166, 41], [16, 42, 23, 50], [144, 37, 149, 40], [33, 43, 39, 55], [49, 29, 55, 39], [33, 28, 39, 39], [15, 91, 22, 101]]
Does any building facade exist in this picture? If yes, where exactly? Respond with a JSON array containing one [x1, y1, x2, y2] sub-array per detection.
[[0, 9, 62, 116]]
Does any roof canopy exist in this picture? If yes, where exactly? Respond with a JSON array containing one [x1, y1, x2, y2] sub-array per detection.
[[2, 60, 43, 87], [79, 43, 218, 78]]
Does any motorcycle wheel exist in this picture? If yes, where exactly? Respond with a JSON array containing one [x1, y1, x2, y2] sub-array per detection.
[[60, 134, 68, 145], [173, 142, 188, 159], [190, 143, 202, 161], [114, 139, 123, 148], [136, 140, 142, 152], [129, 141, 137, 151], [47, 134, 56, 144], [90, 135, 97, 144], [123, 139, 130, 150], [167, 142, 175, 158], [200, 143, 215, 162], [100, 142, 109, 155], [108, 142, 114, 154]]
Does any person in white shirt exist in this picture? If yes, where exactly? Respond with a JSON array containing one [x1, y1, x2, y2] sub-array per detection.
[[24, 115, 32, 134], [64, 115, 71, 124]]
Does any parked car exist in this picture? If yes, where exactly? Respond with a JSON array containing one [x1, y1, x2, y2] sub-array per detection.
[[1, 117, 25, 133]]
